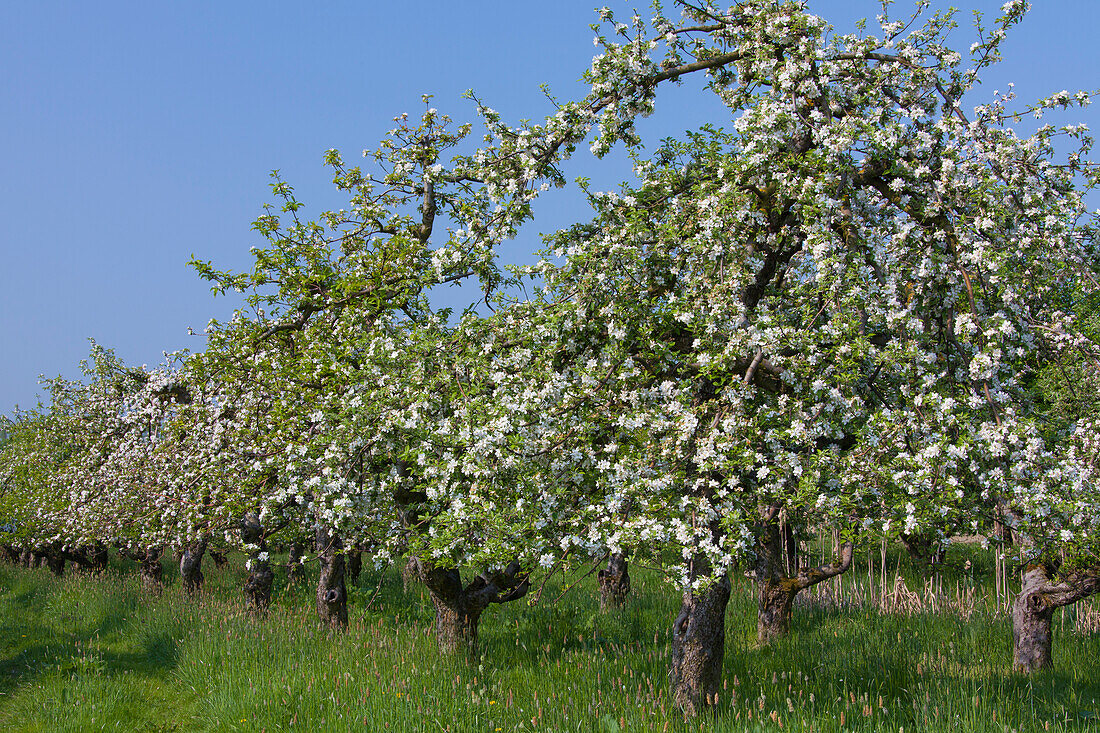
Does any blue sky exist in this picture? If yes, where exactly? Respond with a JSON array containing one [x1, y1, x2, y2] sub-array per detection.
[[2, 1, 1098, 413]]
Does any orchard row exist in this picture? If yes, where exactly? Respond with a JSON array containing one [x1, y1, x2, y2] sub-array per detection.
[[2, 0, 1099, 716]]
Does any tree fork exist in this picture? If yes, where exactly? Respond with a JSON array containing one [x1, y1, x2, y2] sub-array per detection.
[[422, 565, 486, 655], [1013, 563, 1100, 672], [756, 515, 853, 645], [420, 560, 529, 656]]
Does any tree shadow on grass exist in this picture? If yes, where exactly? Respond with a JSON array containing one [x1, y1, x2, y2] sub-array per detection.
[[0, 578, 182, 697], [0, 628, 181, 694]]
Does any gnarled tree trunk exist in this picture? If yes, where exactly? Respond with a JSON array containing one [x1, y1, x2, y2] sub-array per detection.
[[598, 552, 631, 610], [1, 545, 19, 564], [244, 559, 274, 612], [241, 514, 274, 614], [75, 543, 109, 573], [346, 547, 362, 585], [1013, 563, 1100, 672], [179, 538, 208, 596], [756, 512, 853, 645], [900, 531, 946, 568], [315, 526, 348, 629], [44, 551, 64, 577], [402, 556, 420, 593], [670, 559, 730, 718], [757, 577, 799, 643], [137, 548, 164, 592], [419, 559, 529, 655], [286, 542, 307, 585], [427, 569, 483, 653]]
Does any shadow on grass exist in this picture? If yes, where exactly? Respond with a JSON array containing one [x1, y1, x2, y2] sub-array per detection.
[[0, 568, 183, 696], [0, 626, 182, 691]]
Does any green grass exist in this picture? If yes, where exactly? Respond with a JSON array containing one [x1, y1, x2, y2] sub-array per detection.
[[0, 548, 1097, 732]]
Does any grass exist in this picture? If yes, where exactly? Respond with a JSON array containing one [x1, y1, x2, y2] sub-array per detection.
[[0, 546, 1097, 732]]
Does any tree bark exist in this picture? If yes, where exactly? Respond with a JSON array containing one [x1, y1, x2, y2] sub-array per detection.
[[315, 526, 348, 629], [346, 547, 363, 585], [0, 545, 18, 564], [75, 543, 109, 573], [670, 561, 730, 718], [781, 521, 800, 576], [755, 513, 854, 645], [179, 538, 208, 596], [900, 532, 946, 568], [19, 549, 33, 568], [138, 548, 164, 592], [1013, 563, 1100, 672], [244, 559, 274, 612], [1013, 565, 1054, 672], [286, 542, 307, 585], [419, 560, 529, 655], [429, 575, 484, 654], [241, 514, 274, 614], [402, 556, 420, 593], [44, 551, 64, 577], [210, 549, 228, 568], [598, 552, 631, 610], [757, 578, 800, 643]]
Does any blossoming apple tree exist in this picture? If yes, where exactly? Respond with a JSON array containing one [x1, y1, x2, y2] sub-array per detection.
[[185, 100, 562, 636], [416, 0, 1100, 713]]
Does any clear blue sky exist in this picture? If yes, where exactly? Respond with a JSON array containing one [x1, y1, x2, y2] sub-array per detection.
[[2, 1, 1097, 413]]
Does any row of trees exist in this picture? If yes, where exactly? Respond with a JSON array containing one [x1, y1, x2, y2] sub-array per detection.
[[3, 0, 1100, 716]]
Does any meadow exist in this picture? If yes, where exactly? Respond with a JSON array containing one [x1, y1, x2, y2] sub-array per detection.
[[0, 545, 1098, 732]]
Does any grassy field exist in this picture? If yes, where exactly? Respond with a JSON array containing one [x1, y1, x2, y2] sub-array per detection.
[[0, 547, 1098, 732]]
